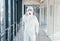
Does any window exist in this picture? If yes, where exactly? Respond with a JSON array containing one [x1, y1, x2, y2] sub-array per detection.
[[11, 26, 13, 41], [0, 0, 17, 41], [17, 0, 22, 32], [0, 0, 6, 41], [6, 30, 8, 41], [0, 0, 22, 41]]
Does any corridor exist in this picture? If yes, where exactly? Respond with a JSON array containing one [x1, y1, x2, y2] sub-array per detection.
[[13, 24, 51, 41], [0, 0, 60, 41]]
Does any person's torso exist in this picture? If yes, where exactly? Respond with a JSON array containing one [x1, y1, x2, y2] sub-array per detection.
[[24, 15, 36, 32]]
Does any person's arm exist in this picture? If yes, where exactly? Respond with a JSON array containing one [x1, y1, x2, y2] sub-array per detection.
[[22, 15, 25, 31], [22, 22, 25, 31], [35, 17, 39, 35]]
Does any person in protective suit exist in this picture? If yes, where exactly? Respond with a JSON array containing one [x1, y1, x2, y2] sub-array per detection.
[[22, 6, 39, 41]]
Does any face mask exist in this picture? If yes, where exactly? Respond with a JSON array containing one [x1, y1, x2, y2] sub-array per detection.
[[29, 13, 31, 15], [28, 11, 33, 15]]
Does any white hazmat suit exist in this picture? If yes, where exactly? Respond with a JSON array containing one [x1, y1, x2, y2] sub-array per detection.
[[22, 7, 39, 41]]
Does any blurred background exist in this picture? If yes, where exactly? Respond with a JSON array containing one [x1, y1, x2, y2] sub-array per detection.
[[0, 0, 60, 41]]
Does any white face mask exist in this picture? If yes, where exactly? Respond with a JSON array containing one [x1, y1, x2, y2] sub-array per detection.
[[28, 11, 33, 15]]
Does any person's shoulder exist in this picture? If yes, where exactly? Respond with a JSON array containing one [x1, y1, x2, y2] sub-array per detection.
[[33, 15, 38, 20], [22, 15, 26, 19], [33, 15, 37, 18], [22, 15, 27, 21]]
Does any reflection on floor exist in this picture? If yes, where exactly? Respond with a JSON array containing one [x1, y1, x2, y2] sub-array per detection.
[[13, 25, 51, 41]]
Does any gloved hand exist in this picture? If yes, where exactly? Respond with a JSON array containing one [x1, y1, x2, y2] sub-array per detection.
[[35, 32, 38, 36]]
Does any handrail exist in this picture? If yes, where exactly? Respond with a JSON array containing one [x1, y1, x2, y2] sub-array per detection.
[[0, 22, 17, 35]]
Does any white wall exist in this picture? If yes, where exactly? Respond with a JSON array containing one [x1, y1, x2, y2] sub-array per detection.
[[47, 0, 60, 40], [54, 5, 60, 36], [22, 0, 40, 5]]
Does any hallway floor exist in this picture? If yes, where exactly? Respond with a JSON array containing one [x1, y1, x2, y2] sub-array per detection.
[[13, 25, 51, 41]]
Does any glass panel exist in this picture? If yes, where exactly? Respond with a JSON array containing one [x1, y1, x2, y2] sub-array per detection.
[[17, 0, 22, 32], [41, 7, 45, 25], [11, 0, 13, 25], [11, 26, 13, 41], [5, 0, 8, 28], [1, 0, 6, 41], [8, 0, 11, 26], [1, 0, 5, 34], [13, 0, 16, 37], [6, 30, 8, 41], [47, 6, 54, 41], [1, 33, 6, 41], [14, 24, 16, 36], [8, 0, 11, 41], [0, 0, 1, 33], [40, 7, 48, 31], [54, 5, 60, 41], [0, 0, 17, 41], [14, 0, 16, 23], [17, 0, 22, 24], [0, 0, 6, 41], [44, 7, 47, 25]]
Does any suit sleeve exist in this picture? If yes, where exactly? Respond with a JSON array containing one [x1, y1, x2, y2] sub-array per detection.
[[35, 16, 39, 34], [22, 15, 25, 31]]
